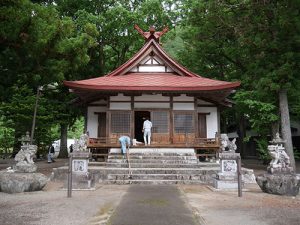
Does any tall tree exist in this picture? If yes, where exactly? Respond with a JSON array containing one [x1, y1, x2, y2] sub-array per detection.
[[176, 0, 299, 168], [0, 0, 98, 156]]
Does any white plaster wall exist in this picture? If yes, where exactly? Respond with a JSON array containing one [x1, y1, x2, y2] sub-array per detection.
[[135, 102, 170, 108], [197, 107, 218, 138], [173, 94, 194, 102], [87, 106, 107, 138], [173, 103, 194, 110], [135, 94, 169, 101], [130, 65, 168, 72], [110, 94, 131, 101], [110, 102, 131, 110]]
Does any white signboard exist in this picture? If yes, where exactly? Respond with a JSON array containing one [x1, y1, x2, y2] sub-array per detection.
[[72, 159, 88, 173], [222, 160, 237, 173]]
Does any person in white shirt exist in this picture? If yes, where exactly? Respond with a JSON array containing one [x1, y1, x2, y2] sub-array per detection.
[[143, 117, 152, 146]]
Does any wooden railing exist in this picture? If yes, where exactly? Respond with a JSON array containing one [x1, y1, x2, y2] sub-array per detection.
[[88, 136, 220, 149]]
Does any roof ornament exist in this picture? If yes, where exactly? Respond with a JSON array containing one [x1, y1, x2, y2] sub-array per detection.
[[134, 24, 169, 43]]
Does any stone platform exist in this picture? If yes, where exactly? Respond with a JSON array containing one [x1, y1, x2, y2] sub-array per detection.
[[51, 148, 256, 185]]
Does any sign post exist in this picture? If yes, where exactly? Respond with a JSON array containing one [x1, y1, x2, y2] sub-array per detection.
[[67, 154, 73, 198]]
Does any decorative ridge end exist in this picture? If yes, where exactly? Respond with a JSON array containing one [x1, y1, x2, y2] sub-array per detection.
[[134, 24, 168, 42]]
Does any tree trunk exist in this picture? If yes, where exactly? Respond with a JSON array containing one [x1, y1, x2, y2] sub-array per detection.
[[279, 89, 296, 170], [271, 120, 280, 139], [58, 123, 68, 158]]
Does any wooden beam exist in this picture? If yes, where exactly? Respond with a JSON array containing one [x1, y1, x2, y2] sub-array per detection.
[[169, 96, 174, 144]]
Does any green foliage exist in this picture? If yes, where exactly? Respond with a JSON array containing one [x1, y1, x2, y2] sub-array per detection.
[[2, 0, 297, 161], [254, 138, 271, 164], [234, 91, 279, 135], [0, 0, 180, 154], [0, 0, 98, 153], [176, 0, 299, 139], [294, 148, 300, 160], [0, 117, 14, 156], [68, 117, 85, 139]]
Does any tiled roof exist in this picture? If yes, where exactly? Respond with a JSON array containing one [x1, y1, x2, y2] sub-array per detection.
[[64, 73, 240, 91], [64, 27, 240, 96]]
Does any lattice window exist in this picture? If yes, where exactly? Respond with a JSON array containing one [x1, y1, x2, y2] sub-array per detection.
[[174, 113, 194, 133], [152, 111, 169, 133], [111, 112, 131, 133]]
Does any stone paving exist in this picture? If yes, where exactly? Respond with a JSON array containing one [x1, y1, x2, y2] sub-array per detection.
[[108, 185, 198, 225]]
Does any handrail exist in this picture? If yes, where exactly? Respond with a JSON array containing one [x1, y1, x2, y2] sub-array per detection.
[[88, 137, 220, 148]]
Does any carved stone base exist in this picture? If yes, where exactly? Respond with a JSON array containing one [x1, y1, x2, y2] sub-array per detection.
[[213, 178, 239, 189], [256, 173, 300, 196], [267, 166, 294, 174], [64, 173, 95, 190], [213, 172, 240, 189], [0, 172, 48, 193], [14, 163, 37, 173]]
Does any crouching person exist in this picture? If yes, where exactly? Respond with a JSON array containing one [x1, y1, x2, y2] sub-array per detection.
[[118, 136, 131, 159]]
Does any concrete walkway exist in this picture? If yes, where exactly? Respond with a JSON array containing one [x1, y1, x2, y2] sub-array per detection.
[[108, 185, 199, 225]]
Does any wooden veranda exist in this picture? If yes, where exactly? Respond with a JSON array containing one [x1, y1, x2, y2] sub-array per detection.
[[88, 136, 220, 161]]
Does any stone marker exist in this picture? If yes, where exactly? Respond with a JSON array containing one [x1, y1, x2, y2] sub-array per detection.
[[65, 133, 94, 190], [213, 152, 241, 189]]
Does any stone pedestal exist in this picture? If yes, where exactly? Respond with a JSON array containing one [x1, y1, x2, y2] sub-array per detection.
[[14, 163, 37, 173], [256, 173, 300, 196], [213, 152, 242, 189], [0, 171, 48, 193], [66, 151, 95, 190], [267, 165, 294, 174]]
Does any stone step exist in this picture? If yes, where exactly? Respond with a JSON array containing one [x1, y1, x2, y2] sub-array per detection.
[[105, 167, 218, 175], [89, 162, 106, 167], [107, 155, 198, 160], [109, 153, 197, 156], [107, 173, 212, 181], [107, 159, 198, 164], [105, 162, 218, 168], [105, 179, 208, 185]]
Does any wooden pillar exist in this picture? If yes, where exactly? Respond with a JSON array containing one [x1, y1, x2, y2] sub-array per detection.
[[169, 96, 173, 144], [217, 106, 221, 134], [84, 106, 88, 133], [130, 96, 134, 139], [106, 111, 110, 139], [194, 97, 198, 138]]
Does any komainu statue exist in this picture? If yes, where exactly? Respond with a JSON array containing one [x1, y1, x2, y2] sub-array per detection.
[[267, 133, 293, 174], [220, 134, 237, 152], [15, 145, 37, 165], [73, 133, 89, 152]]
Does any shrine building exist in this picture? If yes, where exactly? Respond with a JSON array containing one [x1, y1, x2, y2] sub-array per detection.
[[64, 25, 240, 157]]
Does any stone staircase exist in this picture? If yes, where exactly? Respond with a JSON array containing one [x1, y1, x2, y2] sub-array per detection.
[[50, 148, 256, 186], [104, 148, 219, 184]]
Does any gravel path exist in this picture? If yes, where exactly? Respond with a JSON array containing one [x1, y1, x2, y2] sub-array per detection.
[[180, 184, 300, 225], [0, 183, 128, 225]]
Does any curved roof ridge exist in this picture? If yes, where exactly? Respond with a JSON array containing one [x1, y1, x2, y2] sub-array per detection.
[[106, 39, 153, 77], [106, 39, 201, 77], [151, 40, 200, 78]]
